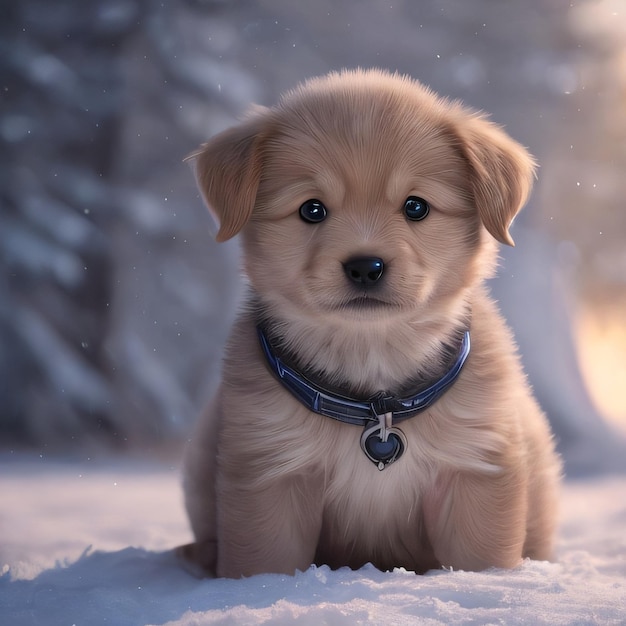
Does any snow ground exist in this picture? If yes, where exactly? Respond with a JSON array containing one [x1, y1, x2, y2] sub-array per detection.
[[1, 456, 625, 625]]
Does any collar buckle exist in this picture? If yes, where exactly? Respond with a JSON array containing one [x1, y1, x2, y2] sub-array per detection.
[[369, 393, 395, 418]]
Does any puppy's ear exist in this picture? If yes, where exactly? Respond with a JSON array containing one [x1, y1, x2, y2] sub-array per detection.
[[186, 109, 270, 242], [454, 114, 537, 246]]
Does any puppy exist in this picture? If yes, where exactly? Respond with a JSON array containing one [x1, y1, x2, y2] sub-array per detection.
[[181, 69, 561, 578]]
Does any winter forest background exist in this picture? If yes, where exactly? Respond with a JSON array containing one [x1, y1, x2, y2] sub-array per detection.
[[2, 0, 626, 477]]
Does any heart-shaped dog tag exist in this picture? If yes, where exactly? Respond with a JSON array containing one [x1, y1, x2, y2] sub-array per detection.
[[360, 423, 407, 470]]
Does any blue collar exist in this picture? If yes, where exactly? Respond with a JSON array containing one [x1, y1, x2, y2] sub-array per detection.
[[257, 325, 470, 427]]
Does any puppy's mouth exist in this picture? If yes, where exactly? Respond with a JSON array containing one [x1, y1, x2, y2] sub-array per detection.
[[337, 294, 399, 311]]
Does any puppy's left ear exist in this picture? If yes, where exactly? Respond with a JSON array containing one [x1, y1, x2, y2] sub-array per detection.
[[185, 107, 271, 242], [454, 114, 537, 246]]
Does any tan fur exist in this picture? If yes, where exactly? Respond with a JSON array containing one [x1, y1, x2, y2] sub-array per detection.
[[182, 69, 561, 578]]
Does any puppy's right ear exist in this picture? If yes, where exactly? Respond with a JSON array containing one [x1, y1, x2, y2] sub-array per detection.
[[185, 110, 269, 242]]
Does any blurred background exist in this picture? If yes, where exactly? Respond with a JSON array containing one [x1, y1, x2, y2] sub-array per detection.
[[1, 0, 625, 476]]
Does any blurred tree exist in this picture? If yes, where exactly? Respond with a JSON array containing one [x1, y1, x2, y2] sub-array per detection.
[[0, 0, 144, 446], [0, 0, 257, 450]]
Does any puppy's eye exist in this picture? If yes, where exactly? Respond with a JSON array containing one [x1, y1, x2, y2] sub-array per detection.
[[403, 196, 430, 221], [299, 199, 328, 224]]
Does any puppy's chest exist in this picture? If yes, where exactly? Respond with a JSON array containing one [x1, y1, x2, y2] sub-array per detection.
[[324, 457, 428, 532], [318, 461, 435, 569]]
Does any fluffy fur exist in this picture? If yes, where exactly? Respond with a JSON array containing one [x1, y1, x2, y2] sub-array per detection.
[[181, 69, 561, 578]]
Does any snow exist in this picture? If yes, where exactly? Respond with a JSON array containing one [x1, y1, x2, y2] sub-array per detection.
[[1, 457, 625, 625]]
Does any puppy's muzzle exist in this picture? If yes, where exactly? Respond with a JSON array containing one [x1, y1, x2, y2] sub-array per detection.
[[343, 256, 385, 287]]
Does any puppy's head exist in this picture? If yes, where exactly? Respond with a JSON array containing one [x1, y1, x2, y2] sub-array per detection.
[[189, 69, 535, 325]]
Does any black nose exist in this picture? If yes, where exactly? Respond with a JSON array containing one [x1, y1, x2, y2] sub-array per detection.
[[343, 256, 385, 286]]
